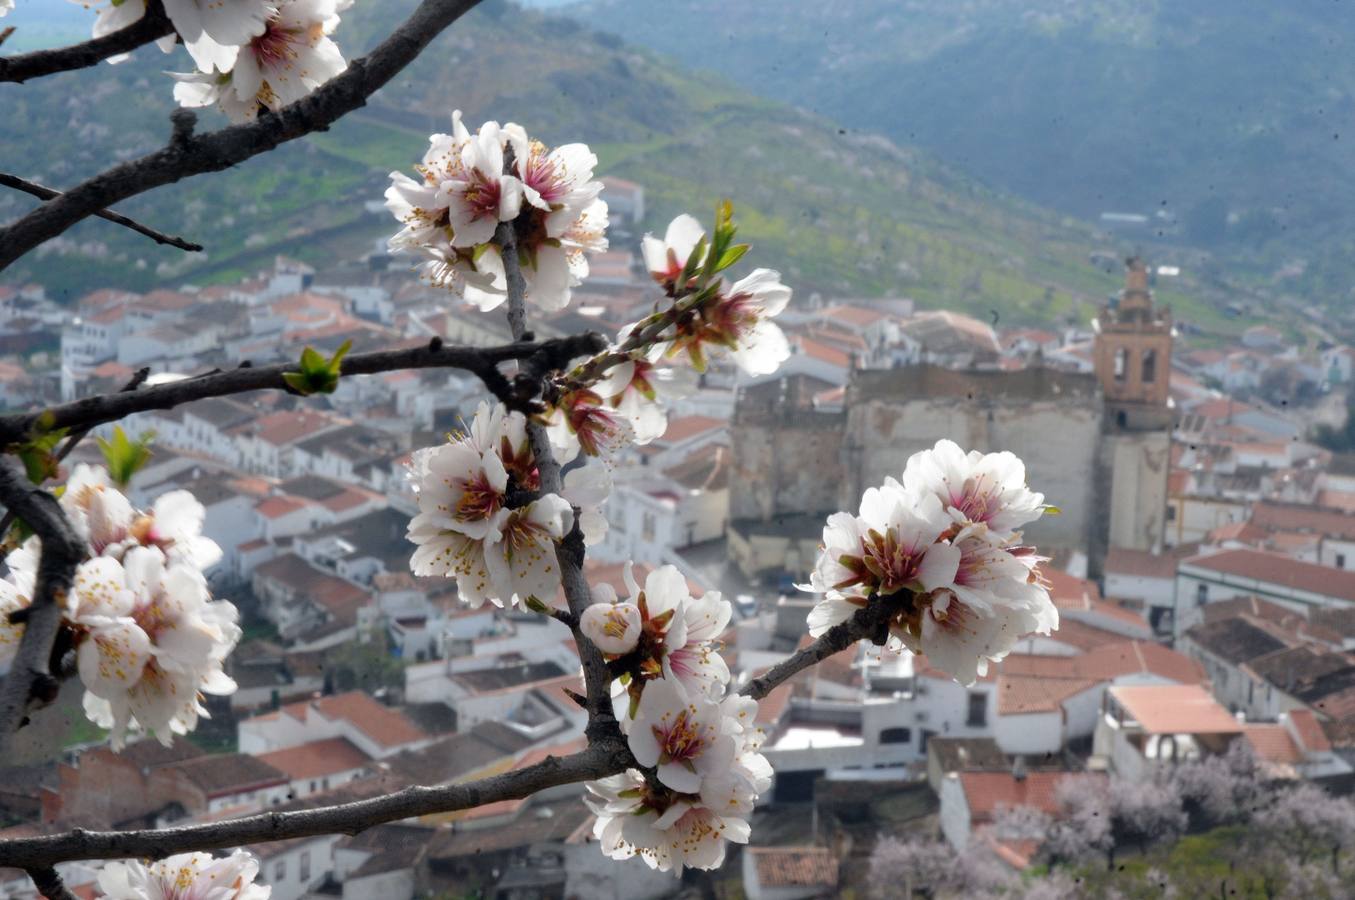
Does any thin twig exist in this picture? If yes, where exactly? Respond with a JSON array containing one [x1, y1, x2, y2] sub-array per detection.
[[0, 0, 173, 84], [741, 595, 898, 700], [0, 745, 627, 869], [0, 0, 485, 271], [0, 173, 202, 252], [0, 336, 602, 447], [0, 461, 86, 759]]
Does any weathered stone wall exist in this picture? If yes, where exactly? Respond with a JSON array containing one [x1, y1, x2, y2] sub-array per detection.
[[730, 376, 845, 523], [1103, 429, 1171, 553]]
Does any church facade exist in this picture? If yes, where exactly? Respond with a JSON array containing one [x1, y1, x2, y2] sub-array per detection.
[[728, 259, 1173, 582]]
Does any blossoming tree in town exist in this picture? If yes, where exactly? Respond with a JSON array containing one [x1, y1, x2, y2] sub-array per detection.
[[0, 3, 1059, 896]]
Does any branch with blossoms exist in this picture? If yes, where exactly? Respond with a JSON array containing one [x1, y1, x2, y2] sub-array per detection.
[[0, 0, 486, 271], [0, 107, 1061, 897], [0, 1, 172, 84]]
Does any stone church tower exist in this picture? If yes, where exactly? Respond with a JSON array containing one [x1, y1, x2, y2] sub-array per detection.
[[1093, 257, 1173, 556]]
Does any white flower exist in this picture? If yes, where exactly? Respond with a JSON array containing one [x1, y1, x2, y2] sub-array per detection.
[[171, 68, 261, 125], [72, 547, 240, 747], [174, 0, 348, 123], [96, 849, 269, 900], [162, 0, 272, 67], [899, 439, 1047, 539], [0, 1, 13, 18], [481, 494, 574, 607], [561, 464, 611, 546], [407, 516, 498, 605], [717, 268, 793, 376], [642, 214, 707, 289], [580, 601, 642, 655], [0, 576, 31, 673], [143, 489, 223, 570], [592, 349, 681, 446], [408, 441, 508, 541], [907, 535, 1058, 685], [628, 676, 735, 794], [437, 119, 524, 249], [543, 389, 633, 464], [665, 588, 732, 699], [810, 487, 956, 601]]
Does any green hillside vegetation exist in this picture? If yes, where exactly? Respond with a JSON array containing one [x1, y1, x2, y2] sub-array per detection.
[[574, 0, 1355, 318], [0, 1, 1244, 334]]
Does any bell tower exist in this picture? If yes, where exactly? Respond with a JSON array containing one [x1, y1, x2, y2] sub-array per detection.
[[1094, 257, 1173, 431]]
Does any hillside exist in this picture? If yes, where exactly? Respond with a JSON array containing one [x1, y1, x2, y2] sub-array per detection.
[[0, 1, 1234, 331], [572, 0, 1355, 312]]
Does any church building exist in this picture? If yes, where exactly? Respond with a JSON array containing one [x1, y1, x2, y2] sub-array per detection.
[[727, 258, 1173, 583]]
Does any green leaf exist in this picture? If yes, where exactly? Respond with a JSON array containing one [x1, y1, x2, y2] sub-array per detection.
[[9, 425, 69, 485], [715, 243, 750, 272], [677, 234, 707, 291], [285, 340, 352, 396], [96, 425, 155, 488]]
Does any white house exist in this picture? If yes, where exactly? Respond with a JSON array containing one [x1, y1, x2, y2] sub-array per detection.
[[1175, 548, 1355, 636], [238, 691, 432, 759]]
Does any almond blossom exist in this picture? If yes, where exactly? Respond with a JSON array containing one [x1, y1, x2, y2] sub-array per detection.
[[671, 267, 793, 376], [580, 600, 642, 655], [96, 849, 269, 900], [642, 213, 707, 291], [72, 547, 241, 747], [0, 1, 13, 18], [805, 446, 1058, 686], [171, 0, 349, 123], [591, 345, 695, 446], [438, 119, 524, 250], [481, 494, 574, 606], [899, 438, 1048, 539], [586, 694, 770, 874], [543, 388, 633, 464], [0, 574, 29, 672]]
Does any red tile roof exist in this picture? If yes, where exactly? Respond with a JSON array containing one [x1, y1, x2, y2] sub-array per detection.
[[1288, 709, 1332, 753], [749, 846, 839, 889], [958, 771, 1087, 820], [1109, 684, 1242, 735], [1183, 549, 1355, 602], [256, 737, 372, 781], [659, 414, 727, 445], [1243, 723, 1302, 765], [996, 675, 1100, 715], [250, 692, 427, 750]]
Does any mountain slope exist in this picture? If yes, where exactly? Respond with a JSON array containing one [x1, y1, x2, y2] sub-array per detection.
[[571, 0, 1355, 310], [0, 1, 1230, 331]]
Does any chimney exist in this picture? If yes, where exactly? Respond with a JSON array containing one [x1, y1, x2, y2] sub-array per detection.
[[1011, 755, 1028, 782]]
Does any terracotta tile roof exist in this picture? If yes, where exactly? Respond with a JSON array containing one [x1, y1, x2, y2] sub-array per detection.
[[1109, 684, 1242, 735], [999, 642, 1204, 685], [996, 675, 1100, 714], [1250, 500, 1355, 541], [161, 753, 287, 798], [255, 495, 312, 519], [306, 692, 427, 748], [234, 408, 338, 447], [1183, 549, 1355, 602], [658, 414, 727, 445], [1104, 546, 1182, 579], [1287, 709, 1331, 753], [254, 554, 368, 625], [1243, 724, 1302, 765], [256, 737, 372, 781], [1039, 566, 1102, 608], [1042, 618, 1128, 652], [748, 846, 839, 889], [821, 304, 892, 328], [958, 771, 1088, 820], [1185, 617, 1291, 665]]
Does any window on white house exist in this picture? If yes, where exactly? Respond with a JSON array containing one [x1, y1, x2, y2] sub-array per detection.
[[880, 727, 912, 744], [966, 691, 987, 727], [300, 851, 311, 882], [274, 860, 286, 882]]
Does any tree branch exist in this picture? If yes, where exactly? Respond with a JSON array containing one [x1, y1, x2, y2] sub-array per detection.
[[0, 335, 603, 448], [0, 1, 173, 84], [0, 744, 627, 869], [495, 218, 619, 743], [0, 173, 202, 253], [741, 595, 898, 701], [0, 0, 485, 272], [0, 367, 150, 546], [0, 461, 86, 759], [25, 866, 79, 900]]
